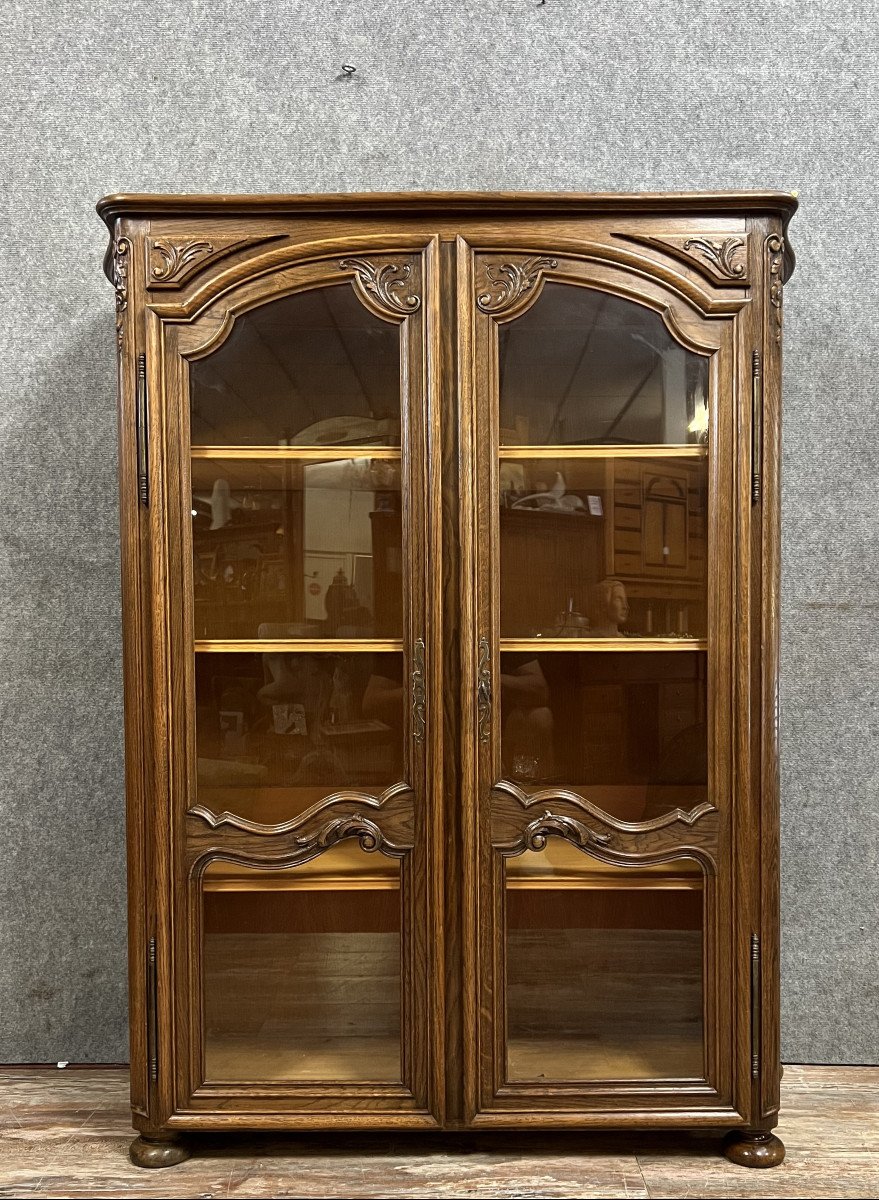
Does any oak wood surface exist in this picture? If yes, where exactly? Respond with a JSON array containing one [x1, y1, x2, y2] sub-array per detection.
[[1, 1065, 876, 1198], [106, 193, 793, 1154]]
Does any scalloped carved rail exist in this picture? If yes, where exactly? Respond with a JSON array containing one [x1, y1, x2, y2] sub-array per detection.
[[186, 781, 415, 868], [492, 779, 718, 873]]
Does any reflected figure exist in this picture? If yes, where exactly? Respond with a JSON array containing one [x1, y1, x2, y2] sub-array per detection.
[[324, 569, 373, 637], [589, 577, 629, 637], [501, 656, 555, 780]]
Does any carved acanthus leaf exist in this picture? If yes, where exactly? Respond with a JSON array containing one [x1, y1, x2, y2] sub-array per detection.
[[683, 236, 746, 278], [476, 256, 558, 313], [151, 239, 214, 282], [293, 812, 410, 859], [340, 256, 421, 314]]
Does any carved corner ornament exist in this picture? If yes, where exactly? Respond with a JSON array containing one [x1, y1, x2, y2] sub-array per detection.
[[146, 234, 286, 289], [112, 236, 131, 349], [340, 256, 421, 315], [766, 234, 784, 344], [616, 233, 749, 286], [475, 255, 558, 314]]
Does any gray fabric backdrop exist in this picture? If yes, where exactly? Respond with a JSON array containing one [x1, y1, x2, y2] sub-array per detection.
[[1, 0, 877, 1064]]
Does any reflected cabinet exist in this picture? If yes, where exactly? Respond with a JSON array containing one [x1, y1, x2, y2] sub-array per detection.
[[100, 191, 795, 1169]]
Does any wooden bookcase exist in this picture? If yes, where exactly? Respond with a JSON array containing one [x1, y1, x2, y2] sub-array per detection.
[[99, 191, 796, 1169]]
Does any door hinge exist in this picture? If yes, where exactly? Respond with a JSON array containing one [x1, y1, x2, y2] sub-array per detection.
[[135, 353, 149, 507], [750, 932, 761, 1079], [147, 936, 158, 1084], [751, 350, 762, 505]]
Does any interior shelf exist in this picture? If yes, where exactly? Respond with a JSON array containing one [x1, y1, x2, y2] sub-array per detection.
[[191, 445, 401, 460], [498, 443, 707, 459], [194, 638, 404, 653], [499, 637, 706, 652]]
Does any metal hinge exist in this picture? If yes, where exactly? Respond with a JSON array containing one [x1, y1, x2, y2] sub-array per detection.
[[750, 932, 761, 1079], [135, 353, 149, 507], [751, 350, 762, 505], [147, 936, 158, 1084]]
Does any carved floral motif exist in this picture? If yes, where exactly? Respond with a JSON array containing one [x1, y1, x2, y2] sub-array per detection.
[[113, 236, 131, 349], [766, 234, 784, 344], [411, 638, 426, 744], [513, 810, 612, 854], [476, 256, 558, 313], [477, 637, 492, 743], [340, 256, 421, 314]]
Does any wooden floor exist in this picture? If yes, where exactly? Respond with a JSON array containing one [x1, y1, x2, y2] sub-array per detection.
[[1, 1065, 878, 1198]]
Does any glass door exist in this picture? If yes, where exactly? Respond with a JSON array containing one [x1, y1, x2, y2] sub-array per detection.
[[464, 252, 734, 1118], [162, 251, 441, 1118]]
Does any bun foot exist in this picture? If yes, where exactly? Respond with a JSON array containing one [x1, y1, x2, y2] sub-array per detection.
[[723, 1129, 785, 1168], [129, 1135, 190, 1168]]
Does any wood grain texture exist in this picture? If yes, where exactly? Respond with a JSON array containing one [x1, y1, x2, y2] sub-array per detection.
[[106, 194, 793, 1152], [1, 1066, 876, 1198]]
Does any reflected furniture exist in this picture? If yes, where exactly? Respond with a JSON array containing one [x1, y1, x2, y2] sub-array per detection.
[[100, 191, 796, 1169]]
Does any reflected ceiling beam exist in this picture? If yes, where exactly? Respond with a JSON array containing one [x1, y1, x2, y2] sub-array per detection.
[[545, 294, 607, 442], [322, 287, 373, 414], [601, 354, 661, 442]]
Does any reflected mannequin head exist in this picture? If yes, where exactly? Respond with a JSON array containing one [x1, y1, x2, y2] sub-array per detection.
[[590, 577, 629, 636]]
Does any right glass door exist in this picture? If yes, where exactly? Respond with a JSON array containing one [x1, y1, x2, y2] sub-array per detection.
[[467, 255, 731, 1117]]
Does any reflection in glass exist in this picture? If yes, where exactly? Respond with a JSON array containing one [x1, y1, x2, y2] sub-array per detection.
[[505, 852, 704, 1081], [500, 457, 706, 639], [195, 652, 404, 819], [190, 284, 401, 447], [498, 283, 709, 446], [203, 849, 401, 1083], [192, 458, 402, 640], [500, 652, 706, 819]]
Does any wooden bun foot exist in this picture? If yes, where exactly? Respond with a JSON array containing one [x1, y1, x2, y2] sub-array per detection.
[[723, 1129, 785, 1168], [129, 1135, 190, 1168]]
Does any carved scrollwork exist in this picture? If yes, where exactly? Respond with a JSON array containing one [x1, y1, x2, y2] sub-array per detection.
[[186, 781, 415, 869], [151, 239, 214, 282], [477, 637, 492, 743], [683, 236, 745, 279], [112, 236, 131, 349], [766, 234, 784, 345], [615, 233, 750, 287], [339, 256, 421, 314], [500, 810, 612, 857], [475, 255, 558, 314], [146, 234, 285, 290], [411, 638, 426, 744], [491, 778, 717, 873]]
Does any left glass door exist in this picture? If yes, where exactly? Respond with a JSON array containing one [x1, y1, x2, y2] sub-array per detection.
[[160, 251, 440, 1118]]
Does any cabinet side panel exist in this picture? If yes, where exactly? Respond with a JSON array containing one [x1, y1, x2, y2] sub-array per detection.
[[114, 217, 151, 1119], [759, 217, 784, 1124]]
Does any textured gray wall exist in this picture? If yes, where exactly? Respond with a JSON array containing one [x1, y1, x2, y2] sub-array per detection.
[[1, 0, 877, 1064]]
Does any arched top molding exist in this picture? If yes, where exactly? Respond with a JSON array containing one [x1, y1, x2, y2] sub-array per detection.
[[470, 238, 748, 355], [149, 231, 432, 324]]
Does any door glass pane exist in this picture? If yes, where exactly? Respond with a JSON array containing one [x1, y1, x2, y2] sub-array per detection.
[[195, 651, 404, 819], [498, 283, 708, 446], [505, 852, 703, 1081], [192, 457, 402, 640], [500, 650, 706, 820], [500, 455, 706, 640], [203, 849, 401, 1083], [190, 285, 401, 447]]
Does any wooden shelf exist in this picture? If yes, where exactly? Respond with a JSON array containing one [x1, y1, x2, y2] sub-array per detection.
[[194, 639, 403, 653], [191, 445, 401, 460], [500, 637, 706, 652], [498, 444, 706, 459]]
